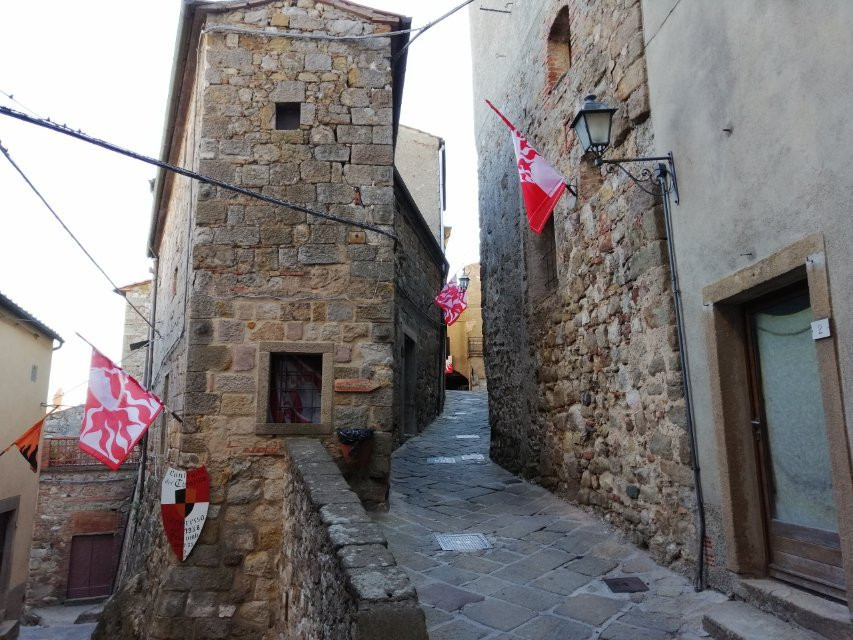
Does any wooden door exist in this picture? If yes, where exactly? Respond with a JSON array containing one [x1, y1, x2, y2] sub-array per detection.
[[67, 534, 116, 600], [746, 286, 845, 600]]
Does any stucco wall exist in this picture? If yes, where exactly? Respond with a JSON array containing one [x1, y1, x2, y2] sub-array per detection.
[[641, 0, 853, 585], [447, 263, 486, 389], [395, 125, 443, 246], [0, 314, 54, 622]]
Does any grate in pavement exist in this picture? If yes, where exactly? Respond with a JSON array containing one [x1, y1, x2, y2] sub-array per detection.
[[426, 457, 456, 464], [603, 576, 649, 593], [435, 533, 493, 551], [455, 434, 481, 439], [460, 454, 486, 461]]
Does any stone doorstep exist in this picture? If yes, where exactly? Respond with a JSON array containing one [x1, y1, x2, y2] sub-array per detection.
[[702, 601, 825, 640], [735, 578, 852, 639]]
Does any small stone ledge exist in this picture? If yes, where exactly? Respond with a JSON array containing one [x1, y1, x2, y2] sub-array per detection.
[[283, 438, 427, 640]]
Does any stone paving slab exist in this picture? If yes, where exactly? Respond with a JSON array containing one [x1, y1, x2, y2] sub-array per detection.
[[373, 392, 728, 639]]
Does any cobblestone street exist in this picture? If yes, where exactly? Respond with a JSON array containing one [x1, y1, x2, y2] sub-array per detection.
[[373, 391, 727, 640]]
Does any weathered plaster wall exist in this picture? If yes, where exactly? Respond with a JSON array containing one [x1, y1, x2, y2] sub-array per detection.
[[447, 263, 487, 389], [641, 0, 853, 588], [395, 125, 443, 246], [0, 313, 54, 624], [470, 0, 697, 570]]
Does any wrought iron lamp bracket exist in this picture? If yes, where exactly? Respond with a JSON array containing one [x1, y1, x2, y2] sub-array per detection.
[[592, 152, 679, 205]]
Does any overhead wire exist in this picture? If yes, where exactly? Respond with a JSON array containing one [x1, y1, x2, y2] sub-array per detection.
[[393, 0, 477, 63], [0, 106, 398, 243], [0, 141, 159, 336]]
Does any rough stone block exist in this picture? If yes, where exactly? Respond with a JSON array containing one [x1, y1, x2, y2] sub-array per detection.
[[348, 567, 416, 602], [351, 144, 393, 165], [298, 244, 343, 264], [270, 80, 306, 102], [356, 602, 428, 640]]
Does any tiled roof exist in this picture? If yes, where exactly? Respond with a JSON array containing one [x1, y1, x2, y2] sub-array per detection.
[[0, 291, 64, 343]]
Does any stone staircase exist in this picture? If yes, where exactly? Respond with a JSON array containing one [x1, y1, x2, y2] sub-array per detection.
[[702, 579, 852, 640]]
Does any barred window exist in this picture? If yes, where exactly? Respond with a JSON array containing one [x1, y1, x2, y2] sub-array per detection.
[[268, 354, 323, 424]]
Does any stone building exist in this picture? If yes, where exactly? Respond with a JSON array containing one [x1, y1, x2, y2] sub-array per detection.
[[446, 263, 487, 390], [395, 125, 445, 248], [0, 292, 61, 640], [26, 282, 151, 608], [96, 1, 442, 638], [471, 0, 853, 629]]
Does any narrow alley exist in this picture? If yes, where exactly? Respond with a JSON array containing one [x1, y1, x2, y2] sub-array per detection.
[[373, 392, 726, 640]]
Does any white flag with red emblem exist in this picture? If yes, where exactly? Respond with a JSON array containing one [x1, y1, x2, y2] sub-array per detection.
[[435, 278, 467, 326], [79, 349, 164, 470], [486, 99, 568, 233]]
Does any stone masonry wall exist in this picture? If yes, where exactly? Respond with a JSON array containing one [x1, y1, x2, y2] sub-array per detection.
[[96, 3, 426, 639], [26, 466, 136, 606], [470, 0, 697, 571], [393, 179, 446, 438], [276, 438, 426, 640]]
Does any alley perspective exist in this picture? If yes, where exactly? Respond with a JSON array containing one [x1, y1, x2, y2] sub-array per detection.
[[0, 1, 851, 640]]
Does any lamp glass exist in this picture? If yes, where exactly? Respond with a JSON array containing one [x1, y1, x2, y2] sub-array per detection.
[[574, 116, 592, 153], [585, 110, 612, 149]]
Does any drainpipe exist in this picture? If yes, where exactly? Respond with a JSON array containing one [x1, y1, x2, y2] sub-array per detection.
[[657, 171, 706, 591]]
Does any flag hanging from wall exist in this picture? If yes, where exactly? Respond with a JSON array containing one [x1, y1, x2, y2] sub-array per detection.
[[445, 355, 454, 374], [161, 466, 210, 561], [435, 278, 467, 326], [79, 348, 163, 470], [485, 99, 568, 233], [0, 413, 50, 472]]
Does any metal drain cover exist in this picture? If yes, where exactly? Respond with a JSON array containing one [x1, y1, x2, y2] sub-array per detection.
[[435, 533, 493, 551], [427, 457, 456, 464], [455, 434, 480, 439], [603, 577, 649, 593]]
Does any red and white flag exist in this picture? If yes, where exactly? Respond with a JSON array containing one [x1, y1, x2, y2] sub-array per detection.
[[486, 99, 568, 233], [435, 278, 467, 326], [79, 349, 163, 470]]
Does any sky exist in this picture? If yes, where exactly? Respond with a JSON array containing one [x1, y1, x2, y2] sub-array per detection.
[[0, 0, 479, 407]]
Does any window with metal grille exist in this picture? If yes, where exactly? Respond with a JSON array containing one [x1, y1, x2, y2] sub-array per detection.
[[268, 353, 323, 424], [541, 217, 558, 291], [468, 337, 484, 356]]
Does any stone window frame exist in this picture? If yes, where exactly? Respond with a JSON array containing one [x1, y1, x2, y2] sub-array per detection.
[[0, 496, 19, 605], [256, 341, 334, 436], [703, 233, 853, 599]]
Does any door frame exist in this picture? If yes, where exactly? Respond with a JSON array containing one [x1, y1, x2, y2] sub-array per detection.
[[703, 234, 853, 607]]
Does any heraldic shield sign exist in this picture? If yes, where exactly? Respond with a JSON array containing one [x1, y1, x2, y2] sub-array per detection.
[[161, 466, 210, 561]]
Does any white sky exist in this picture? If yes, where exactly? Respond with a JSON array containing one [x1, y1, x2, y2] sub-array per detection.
[[0, 0, 479, 407]]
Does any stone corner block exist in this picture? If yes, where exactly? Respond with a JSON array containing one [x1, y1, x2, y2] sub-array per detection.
[[347, 566, 416, 603]]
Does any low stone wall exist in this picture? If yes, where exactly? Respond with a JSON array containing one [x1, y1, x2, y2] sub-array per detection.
[[278, 438, 426, 640]]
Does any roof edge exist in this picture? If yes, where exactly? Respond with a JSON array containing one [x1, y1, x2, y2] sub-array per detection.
[[0, 292, 64, 343]]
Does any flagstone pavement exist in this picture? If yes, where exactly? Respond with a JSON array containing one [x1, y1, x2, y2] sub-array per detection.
[[371, 391, 727, 640]]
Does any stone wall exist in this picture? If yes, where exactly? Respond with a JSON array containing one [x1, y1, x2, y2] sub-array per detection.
[[393, 174, 446, 438], [470, 0, 696, 571], [96, 2, 443, 638], [276, 438, 426, 640], [26, 465, 136, 606], [118, 281, 152, 382]]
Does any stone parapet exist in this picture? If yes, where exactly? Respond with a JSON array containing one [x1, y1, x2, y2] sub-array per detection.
[[279, 438, 426, 640]]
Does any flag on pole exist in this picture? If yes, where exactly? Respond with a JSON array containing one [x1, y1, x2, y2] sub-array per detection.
[[79, 348, 163, 470], [445, 355, 454, 374], [485, 99, 568, 233], [1, 414, 49, 472], [435, 278, 467, 326]]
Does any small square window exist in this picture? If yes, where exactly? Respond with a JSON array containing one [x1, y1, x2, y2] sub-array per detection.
[[275, 103, 301, 130], [256, 342, 334, 436], [269, 353, 323, 423]]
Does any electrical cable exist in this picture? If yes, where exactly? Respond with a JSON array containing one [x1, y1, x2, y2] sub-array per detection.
[[0, 105, 398, 243], [393, 0, 477, 63], [0, 141, 159, 336], [0, 88, 43, 119]]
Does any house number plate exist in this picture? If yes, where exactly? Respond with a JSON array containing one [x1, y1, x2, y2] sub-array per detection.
[[811, 318, 831, 340]]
